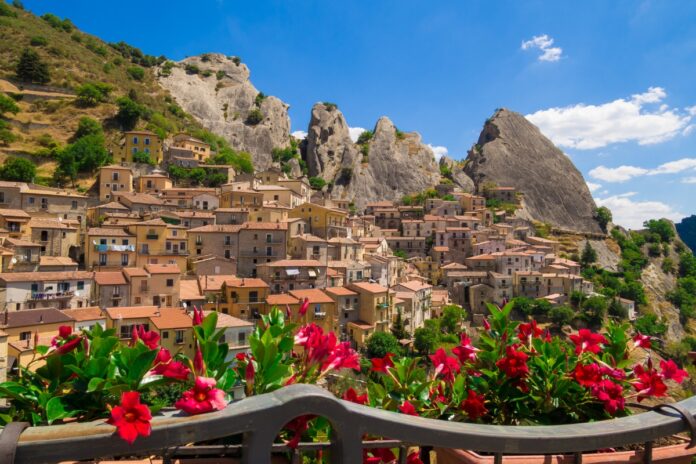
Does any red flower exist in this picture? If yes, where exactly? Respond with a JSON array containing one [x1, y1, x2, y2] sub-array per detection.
[[284, 414, 315, 449], [429, 348, 460, 382], [371, 353, 395, 373], [633, 332, 651, 349], [496, 346, 529, 379], [192, 306, 203, 326], [633, 364, 668, 401], [543, 330, 552, 342], [660, 359, 688, 383], [175, 376, 227, 415], [452, 335, 479, 364], [55, 335, 83, 355], [245, 359, 255, 384], [430, 384, 447, 404], [285, 304, 291, 319], [591, 380, 625, 415], [107, 391, 152, 444], [193, 346, 206, 375], [151, 348, 191, 380], [599, 366, 626, 380], [399, 400, 418, 416], [462, 390, 487, 420], [51, 325, 73, 346], [322, 341, 360, 372], [483, 318, 491, 331], [136, 326, 160, 350], [365, 448, 397, 463], [569, 329, 607, 355], [573, 363, 602, 387], [407, 451, 424, 464], [294, 323, 323, 346], [342, 388, 368, 405], [299, 297, 310, 316], [517, 320, 543, 342]]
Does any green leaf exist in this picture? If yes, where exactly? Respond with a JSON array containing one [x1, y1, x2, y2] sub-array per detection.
[[126, 349, 158, 385], [46, 396, 71, 424]]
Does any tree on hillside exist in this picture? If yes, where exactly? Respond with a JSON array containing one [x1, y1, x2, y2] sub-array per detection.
[[414, 326, 438, 355], [115, 97, 144, 130], [0, 157, 35, 182], [365, 332, 401, 359], [644, 219, 675, 243], [16, 48, 50, 84], [0, 93, 19, 116], [76, 82, 113, 107], [580, 241, 597, 267], [391, 309, 409, 340], [595, 206, 612, 232], [440, 304, 466, 334]]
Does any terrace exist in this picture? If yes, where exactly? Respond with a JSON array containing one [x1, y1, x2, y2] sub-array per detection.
[[5, 384, 696, 464]]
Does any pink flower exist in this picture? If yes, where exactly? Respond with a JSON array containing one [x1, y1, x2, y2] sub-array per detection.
[[151, 349, 190, 380], [370, 353, 395, 373], [429, 348, 460, 382], [294, 323, 323, 346], [569, 329, 607, 355], [591, 380, 625, 415], [107, 392, 152, 444], [407, 451, 424, 464], [452, 334, 479, 364], [175, 377, 227, 415], [193, 346, 206, 375], [299, 297, 310, 316], [399, 400, 418, 416], [633, 332, 651, 349], [322, 341, 360, 372], [496, 345, 529, 379], [192, 306, 203, 326], [518, 320, 542, 342], [342, 388, 368, 405], [136, 326, 160, 350], [462, 390, 487, 420], [660, 359, 688, 383]]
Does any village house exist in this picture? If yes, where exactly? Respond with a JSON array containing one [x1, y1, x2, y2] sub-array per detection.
[[289, 288, 337, 334], [0, 237, 41, 272], [27, 218, 79, 258], [324, 286, 359, 342], [115, 130, 164, 164], [172, 133, 211, 162], [393, 280, 433, 334], [256, 259, 326, 293], [136, 173, 173, 195], [85, 228, 136, 270], [209, 311, 254, 359], [0, 209, 30, 239], [99, 165, 134, 202], [0, 271, 93, 311], [289, 203, 349, 239], [63, 307, 106, 333], [289, 234, 328, 262], [214, 277, 269, 320], [93, 271, 131, 308], [114, 191, 169, 215], [346, 282, 392, 348]]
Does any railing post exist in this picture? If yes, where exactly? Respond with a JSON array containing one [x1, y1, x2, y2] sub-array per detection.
[[328, 424, 363, 464], [242, 429, 276, 464]]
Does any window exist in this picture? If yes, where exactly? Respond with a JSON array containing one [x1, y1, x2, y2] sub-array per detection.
[[77, 281, 84, 290], [112, 172, 119, 181], [175, 330, 184, 344], [119, 324, 134, 339], [121, 254, 129, 266], [249, 291, 258, 303], [71, 200, 78, 210], [0, 192, 4, 203], [166, 279, 174, 287], [144, 138, 150, 146], [141, 280, 148, 291], [40, 230, 48, 242], [162, 331, 169, 339], [132, 147, 138, 154], [28, 197, 35, 204], [99, 254, 107, 265], [133, 136, 139, 144], [224, 249, 231, 259], [134, 297, 141, 304], [238, 332, 246, 344], [19, 331, 31, 341]]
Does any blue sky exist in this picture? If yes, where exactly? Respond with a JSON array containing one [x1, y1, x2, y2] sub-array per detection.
[[23, 0, 696, 229]]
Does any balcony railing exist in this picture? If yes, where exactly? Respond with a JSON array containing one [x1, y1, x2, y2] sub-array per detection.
[[8, 384, 696, 464], [93, 244, 135, 252], [29, 290, 74, 300]]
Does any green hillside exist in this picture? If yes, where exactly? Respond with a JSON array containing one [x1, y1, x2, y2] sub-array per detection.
[[0, 2, 218, 187]]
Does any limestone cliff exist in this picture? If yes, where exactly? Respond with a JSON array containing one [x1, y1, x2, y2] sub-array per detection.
[[158, 54, 290, 170], [439, 155, 475, 192], [303, 103, 441, 208], [464, 109, 602, 234]]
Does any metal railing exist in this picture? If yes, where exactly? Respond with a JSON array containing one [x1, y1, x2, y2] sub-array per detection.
[[8, 384, 696, 464]]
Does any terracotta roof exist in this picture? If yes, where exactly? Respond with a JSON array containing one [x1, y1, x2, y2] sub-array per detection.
[[145, 264, 180, 274], [206, 311, 254, 328], [0, 209, 30, 218], [0, 308, 72, 329], [63, 307, 104, 322], [224, 277, 269, 288], [135, 218, 168, 227], [172, 211, 216, 218], [95, 271, 127, 286], [101, 164, 132, 171], [198, 274, 237, 292], [324, 286, 357, 296], [150, 308, 192, 330], [3, 237, 40, 247], [239, 222, 288, 231], [39, 256, 77, 267], [432, 246, 449, 252], [348, 320, 374, 330], [293, 234, 326, 243], [397, 280, 433, 292], [264, 259, 323, 267], [266, 293, 299, 305], [96, 201, 129, 210], [123, 267, 149, 278], [87, 227, 134, 237], [189, 224, 242, 233], [289, 289, 334, 304], [0, 271, 93, 282], [441, 262, 467, 270], [116, 192, 165, 206], [349, 282, 389, 294], [180, 279, 204, 301], [105, 305, 159, 320], [29, 219, 75, 230]]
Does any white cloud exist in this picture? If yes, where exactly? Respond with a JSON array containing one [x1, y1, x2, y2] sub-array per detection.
[[291, 130, 307, 140], [348, 127, 367, 143], [682, 176, 696, 184], [589, 157, 696, 182], [595, 192, 683, 230], [427, 144, 449, 161], [586, 181, 602, 193], [521, 34, 563, 62], [526, 87, 693, 149]]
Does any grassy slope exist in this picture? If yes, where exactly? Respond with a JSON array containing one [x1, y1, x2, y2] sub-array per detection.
[[0, 5, 203, 186]]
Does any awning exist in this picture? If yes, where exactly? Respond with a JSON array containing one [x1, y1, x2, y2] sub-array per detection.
[[307, 269, 318, 277], [285, 268, 300, 276]]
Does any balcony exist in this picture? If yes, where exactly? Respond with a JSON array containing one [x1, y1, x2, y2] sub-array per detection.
[[146, 234, 159, 240], [13, 383, 694, 463], [29, 290, 74, 301], [93, 244, 136, 252]]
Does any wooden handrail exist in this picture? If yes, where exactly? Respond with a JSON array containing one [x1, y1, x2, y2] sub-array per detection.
[[10, 384, 696, 464]]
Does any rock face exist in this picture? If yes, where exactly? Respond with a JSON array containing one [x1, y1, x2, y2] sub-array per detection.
[[303, 103, 441, 208], [439, 156, 475, 192], [464, 109, 601, 234], [158, 54, 290, 170]]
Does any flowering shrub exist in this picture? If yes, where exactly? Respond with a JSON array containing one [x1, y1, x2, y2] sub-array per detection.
[[0, 302, 688, 463]]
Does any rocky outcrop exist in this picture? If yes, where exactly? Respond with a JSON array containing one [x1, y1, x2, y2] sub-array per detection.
[[440, 155, 474, 192], [303, 103, 441, 208], [158, 54, 290, 170], [464, 109, 602, 234]]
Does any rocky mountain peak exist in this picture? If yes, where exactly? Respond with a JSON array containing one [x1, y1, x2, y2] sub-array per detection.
[[464, 108, 602, 234], [158, 54, 290, 170]]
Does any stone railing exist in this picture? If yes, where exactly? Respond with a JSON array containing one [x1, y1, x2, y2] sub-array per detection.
[[7, 384, 696, 464]]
